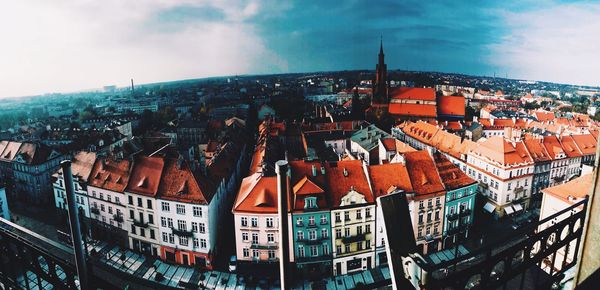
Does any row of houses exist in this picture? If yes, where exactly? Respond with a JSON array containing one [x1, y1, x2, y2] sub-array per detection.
[[52, 139, 248, 268], [232, 149, 477, 277], [393, 121, 597, 218]]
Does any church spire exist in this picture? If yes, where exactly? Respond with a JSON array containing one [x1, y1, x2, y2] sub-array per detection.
[[379, 36, 384, 55], [373, 36, 388, 105]]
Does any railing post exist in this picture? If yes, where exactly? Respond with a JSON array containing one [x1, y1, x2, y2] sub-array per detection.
[[61, 160, 89, 289], [275, 160, 291, 289]]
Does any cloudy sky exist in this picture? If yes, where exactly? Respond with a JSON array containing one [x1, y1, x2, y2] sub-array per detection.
[[0, 0, 599, 98]]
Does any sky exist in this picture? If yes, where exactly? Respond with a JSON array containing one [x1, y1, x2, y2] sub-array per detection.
[[0, 0, 599, 98]]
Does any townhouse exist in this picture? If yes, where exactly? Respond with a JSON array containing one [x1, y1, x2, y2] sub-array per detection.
[[571, 134, 597, 167], [87, 157, 130, 247], [348, 124, 390, 165], [0, 141, 22, 183], [233, 173, 281, 263], [523, 138, 552, 208], [543, 135, 570, 187], [433, 153, 477, 248], [53, 151, 97, 219], [468, 137, 534, 217], [157, 158, 216, 267], [559, 135, 583, 179], [288, 160, 333, 277], [124, 156, 163, 257]]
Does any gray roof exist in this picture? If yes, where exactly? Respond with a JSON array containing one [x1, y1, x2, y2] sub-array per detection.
[[350, 124, 390, 151]]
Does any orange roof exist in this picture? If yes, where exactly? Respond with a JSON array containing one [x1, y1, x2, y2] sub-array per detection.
[[571, 134, 597, 155], [157, 158, 215, 205], [233, 173, 278, 214], [89, 158, 131, 192], [543, 173, 592, 204], [523, 139, 551, 162], [125, 156, 164, 197], [368, 163, 413, 198], [380, 138, 396, 151], [434, 154, 476, 190], [590, 129, 599, 140], [471, 137, 533, 166], [390, 87, 436, 101], [288, 160, 329, 211], [404, 151, 445, 195], [389, 103, 437, 117], [437, 95, 465, 116], [543, 136, 566, 160], [534, 111, 555, 122], [559, 135, 583, 158], [56, 151, 98, 181], [325, 160, 373, 208]]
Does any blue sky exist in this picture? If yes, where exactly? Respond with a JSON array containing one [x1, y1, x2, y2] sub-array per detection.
[[0, 0, 599, 97]]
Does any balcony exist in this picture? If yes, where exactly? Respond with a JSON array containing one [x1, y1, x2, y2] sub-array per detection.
[[296, 254, 332, 263], [91, 207, 100, 215], [113, 214, 124, 223], [171, 227, 194, 237], [341, 233, 367, 244], [460, 209, 471, 216], [479, 182, 489, 189], [297, 236, 328, 245], [133, 219, 149, 228], [250, 243, 278, 250], [447, 213, 459, 221], [514, 186, 524, 194]]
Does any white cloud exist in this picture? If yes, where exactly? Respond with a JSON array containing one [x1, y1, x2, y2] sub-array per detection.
[[0, 0, 288, 98], [489, 2, 600, 86]]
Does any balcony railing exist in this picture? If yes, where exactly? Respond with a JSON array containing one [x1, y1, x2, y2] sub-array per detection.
[[171, 227, 194, 237], [297, 236, 328, 245], [341, 233, 367, 244], [91, 207, 100, 215], [514, 186, 524, 194], [447, 213, 459, 221], [113, 214, 124, 223], [460, 208, 471, 216], [133, 219, 149, 228], [296, 254, 333, 263], [250, 243, 278, 250]]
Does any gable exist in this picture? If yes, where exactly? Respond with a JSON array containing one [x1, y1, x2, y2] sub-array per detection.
[[339, 189, 367, 207]]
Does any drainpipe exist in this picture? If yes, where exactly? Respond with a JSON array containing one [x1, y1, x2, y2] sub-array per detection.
[[61, 160, 89, 289], [275, 160, 291, 289]]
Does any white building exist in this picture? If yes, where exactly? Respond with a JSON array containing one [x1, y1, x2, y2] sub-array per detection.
[[0, 187, 10, 220], [53, 151, 97, 219]]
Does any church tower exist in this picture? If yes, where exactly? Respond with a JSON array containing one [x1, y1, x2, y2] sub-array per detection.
[[372, 38, 389, 104]]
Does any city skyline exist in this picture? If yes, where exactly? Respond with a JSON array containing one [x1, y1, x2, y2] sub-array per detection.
[[1, 0, 600, 98]]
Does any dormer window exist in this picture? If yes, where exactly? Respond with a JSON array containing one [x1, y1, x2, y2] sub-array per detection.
[[304, 197, 317, 209]]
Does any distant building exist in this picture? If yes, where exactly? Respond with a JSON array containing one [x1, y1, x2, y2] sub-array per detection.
[[348, 124, 390, 165], [388, 87, 437, 122], [53, 151, 98, 219], [257, 104, 276, 120]]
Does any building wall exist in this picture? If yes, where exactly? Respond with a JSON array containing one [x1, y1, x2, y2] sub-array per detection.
[[0, 187, 10, 220], [13, 154, 67, 204], [442, 184, 477, 247], [124, 192, 160, 257], [87, 185, 127, 231], [291, 210, 332, 274], [234, 213, 280, 263], [53, 174, 91, 218], [408, 194, 446, 253], [331, 204, 376, 275]]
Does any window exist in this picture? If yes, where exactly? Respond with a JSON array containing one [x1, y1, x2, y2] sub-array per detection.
[[192, 222, 198, 233], [161, 202, 170, 212], [200, 239, 206, 248], [344, 227, 350, 237], [251, 217, 258, 227], [178, 220, 186, 231], [310, 245, 318, 256], [335, 212, 341, 223], [336, 245, 342, 254], [309, 230, 316, 240], [252, 233, 258, 244], [356, 210, 362, 219], [357, 242, 363, 250], [344, 211, 350, 221], [179, 236, 188, 246], [176, 204, 185, 215], [366, 224, 371, 233], [266, 217, 274, 228], [131, 224, 136, 235], [137, 197, 142, 207], [162, 232, 168, 243], [108, 207, 113, 214], [366, 208, 371, 218], [168, 234, 174, 243], [323, 244, 330, 255], [336, 229, 342, 239], [305, 197, 316, 209], [345, 244, 350, 253], [298, 246, 305, 257], [161, 217, 167, 227], [296, 217, 303, 226], [320, 215, 327, 224], [193, 238, 199, 248], [297, 231, 304, 240], [167, 218, 173, 228], [357, 225, 363, 235], [243, 248, 249, 257], [193, 206, 202, 217], [100, 204, 105, 212], [129, 209, 134, 219], [147, 199, 152, 209], [148, 214, 154, 224], [107, 195, 111, 202], [199, 223, 205, 233], [241, 217, 248, 227], [418, 213, 423, 224], [150, 229, 155, 239], [427, 212, 432, 222], [242, 232, 249, 241], [252, 250, 259, 258], [308, 216, 315, 226], [321, 228, 328, 238], [267, 233, 274, 243], [268, 250, 275, 259], [115, 197, 120, 204], [100, 192, 104, 200], [366, 239, 371, 249]]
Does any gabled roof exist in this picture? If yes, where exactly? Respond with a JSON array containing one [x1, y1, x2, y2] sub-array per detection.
[[125, 156, 164, 197], [433, 154, 476, 190], [233, 173, 278, 214], [368, 163, 413, 198], [559, 135, 583, 158], [288, 160, 329, 211], [523, 138, 551, 162], [543, 135, 566, 160], [404, 151, 445, 195], [534, 111, 555, 122], [390, 87, 436, 101], [89, 158, 131, 192], [350, 124, 390, 151], [56, 151, 98, 182], [13, 143, 58, 165], [293, 176, 325, 195], [571, 134, 597, 155], [157, 158, 216, 205], [325, 160, 373, 208], [470, 136, 533, 167], [542, 173, 591, 204], [0, 141, 23, 162], [437, 95, 465, 116]]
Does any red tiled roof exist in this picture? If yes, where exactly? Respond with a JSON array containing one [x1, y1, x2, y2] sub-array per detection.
[[89, 158, 131, 192], [233, 173, 278, 214], [543, 135, 566, 160], [437, 95, 465, 116], [157, 158, 216, 205], [559, 135, 583, 158], [325, 160, 373, 208], [289, 160, 329, 211], [389, 104, 437, 117], [535, 111, 555, 122], [543, 173, 592, 204], [571, 134, 597, 155], [390, 87, 436, 101], [434, 154, 476, 190], [404, 151, 445, 195], [523, 138, 551, 162], [368, 163, 413, 198], [125, 156, 165, 197], [56, 151, 97, 181], [471, 137, 533, 166], [380, 138, 396, 151]]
